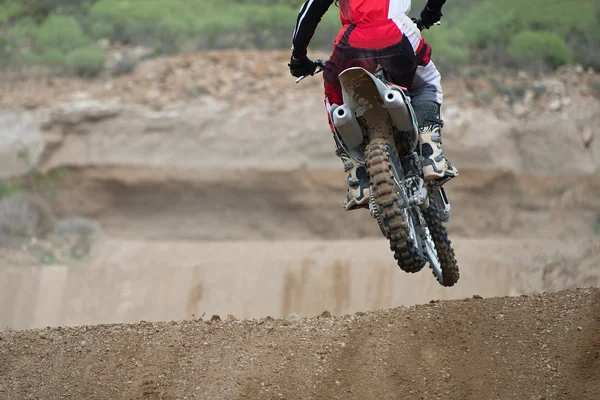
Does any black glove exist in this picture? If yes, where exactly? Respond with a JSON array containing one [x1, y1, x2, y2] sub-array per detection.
[[288, 55, 317, 78], [420, 6, 443, 29]]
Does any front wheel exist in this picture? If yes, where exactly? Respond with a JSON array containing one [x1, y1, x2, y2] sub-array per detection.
[[422, 200, 460, 287]]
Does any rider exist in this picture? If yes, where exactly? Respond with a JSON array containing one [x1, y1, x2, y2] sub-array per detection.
[[289, 0, 458, 211]]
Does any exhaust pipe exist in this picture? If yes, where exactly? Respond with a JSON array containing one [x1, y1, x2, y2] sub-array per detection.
[[331, 105, 364, 149], [383, 89, 413, 132]]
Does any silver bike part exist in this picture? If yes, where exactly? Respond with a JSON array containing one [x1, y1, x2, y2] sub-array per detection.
[[423, 225, 443, 282], [430, 186, 451, 223], [331, 105, 364, 149]]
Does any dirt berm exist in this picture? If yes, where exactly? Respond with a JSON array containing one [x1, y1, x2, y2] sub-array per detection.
[[1, 288, 599, 400]]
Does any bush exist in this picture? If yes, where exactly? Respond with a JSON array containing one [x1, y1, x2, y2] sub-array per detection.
[[67, 46, 106, 77], [0, 180, 22, 199], [40, 48, 67, 69], [0, 193, 56, 239], [36, 15, 90, 53], [111, 53, 138, 76], [0, 0, 24, 25], [422, 28, 469, 72], [88, 19, 113, 39], [508, 30, 573, 69], [55, 217, 103, 255], [89, 0, 199, 51]]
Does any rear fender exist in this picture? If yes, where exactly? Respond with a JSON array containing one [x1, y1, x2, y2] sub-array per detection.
[[337, 68, 392, 141]]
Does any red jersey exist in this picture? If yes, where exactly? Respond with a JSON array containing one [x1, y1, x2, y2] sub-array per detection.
[[291, 0, 445, 58]]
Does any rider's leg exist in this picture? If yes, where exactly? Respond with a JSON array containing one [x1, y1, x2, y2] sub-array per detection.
[[376, 19, 458, 182], [323, 46, 371, 211], [410, 61, 458, 181]]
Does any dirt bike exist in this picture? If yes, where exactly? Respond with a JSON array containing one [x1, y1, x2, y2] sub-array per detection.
[[295, 20, 459, 287]]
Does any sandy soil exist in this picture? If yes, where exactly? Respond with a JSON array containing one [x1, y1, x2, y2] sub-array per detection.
[[1, 288, 599, 400]]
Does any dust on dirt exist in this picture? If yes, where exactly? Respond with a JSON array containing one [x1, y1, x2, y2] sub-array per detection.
[[1, 288, 599, 400]]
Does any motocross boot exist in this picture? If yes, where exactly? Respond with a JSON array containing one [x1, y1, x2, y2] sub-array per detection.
[[419, 123, 459, 182], [336, 147, 370, 211]]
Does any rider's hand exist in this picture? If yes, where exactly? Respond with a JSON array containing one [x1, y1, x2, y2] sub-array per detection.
[[419, 6, 443, 29], [288, 55, 317, 78]]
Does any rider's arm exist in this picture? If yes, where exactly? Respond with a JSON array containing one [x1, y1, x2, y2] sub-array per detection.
[[291, 0, 334, 59], [425, 0, 446, 11]]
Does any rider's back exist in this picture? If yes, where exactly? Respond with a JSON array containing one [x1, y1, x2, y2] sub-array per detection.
[[338, 0, 412, 25]]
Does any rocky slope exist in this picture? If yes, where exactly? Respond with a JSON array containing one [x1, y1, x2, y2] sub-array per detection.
[[1, 50, 599, 178]]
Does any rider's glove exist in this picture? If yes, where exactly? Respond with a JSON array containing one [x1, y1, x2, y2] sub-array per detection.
[[288, 55, 317, 78], [419, 6, 443, 29]]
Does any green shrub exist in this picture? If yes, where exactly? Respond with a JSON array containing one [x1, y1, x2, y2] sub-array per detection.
[[3, 17, 39, 62], [40, 48, 66, 69], [240, 5, 302, 48], [194, 13, 246, 49], [457, 0, 596, 46], [508, 30, 572, 69], [422, 28, 469, 72], [88, 19, 113, 39], [89, 0, 198, 48], [0, 180, 22, 199], [0, 38, 8, 67], [14, 52, 41, 67], [36, 15, 90, 53], [0, 0, 24, 25], [67, 46, 106, 77]]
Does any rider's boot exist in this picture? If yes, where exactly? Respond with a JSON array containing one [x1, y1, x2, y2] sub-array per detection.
[[419, 123, 459, 182], [336, 146, 370, 211]]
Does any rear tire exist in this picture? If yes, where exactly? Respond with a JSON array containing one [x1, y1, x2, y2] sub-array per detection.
[[365, 138, 426, 273]]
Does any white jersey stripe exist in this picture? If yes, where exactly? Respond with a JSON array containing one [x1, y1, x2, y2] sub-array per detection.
[[293, 0, 315, 40], [388, 0, 412, 19], [391, 13, 422, 54]]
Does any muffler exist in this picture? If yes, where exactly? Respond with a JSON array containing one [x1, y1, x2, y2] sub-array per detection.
[[382, 89, 414, 132], [331, 105, 363, 149]]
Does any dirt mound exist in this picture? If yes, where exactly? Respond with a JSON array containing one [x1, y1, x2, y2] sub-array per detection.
[[1, 288, 599, 400]]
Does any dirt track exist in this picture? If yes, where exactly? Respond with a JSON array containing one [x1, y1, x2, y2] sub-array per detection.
[[1, 288, 599, 400]]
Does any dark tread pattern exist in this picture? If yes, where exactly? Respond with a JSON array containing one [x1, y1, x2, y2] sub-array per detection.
[[423, 203, 460, 287], [365, 138, 425, 273]]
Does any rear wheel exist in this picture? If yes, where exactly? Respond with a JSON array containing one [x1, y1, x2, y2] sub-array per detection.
[[365, 138, 426, 273]]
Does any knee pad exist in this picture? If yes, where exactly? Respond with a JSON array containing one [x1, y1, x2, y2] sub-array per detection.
[[412, 101, 443, 128]]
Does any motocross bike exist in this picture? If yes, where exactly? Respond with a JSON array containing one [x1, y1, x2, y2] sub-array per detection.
[[295, 20, 459, 287]]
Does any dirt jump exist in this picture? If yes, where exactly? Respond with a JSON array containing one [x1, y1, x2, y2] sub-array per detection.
[[1, 289, 599, 399]]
